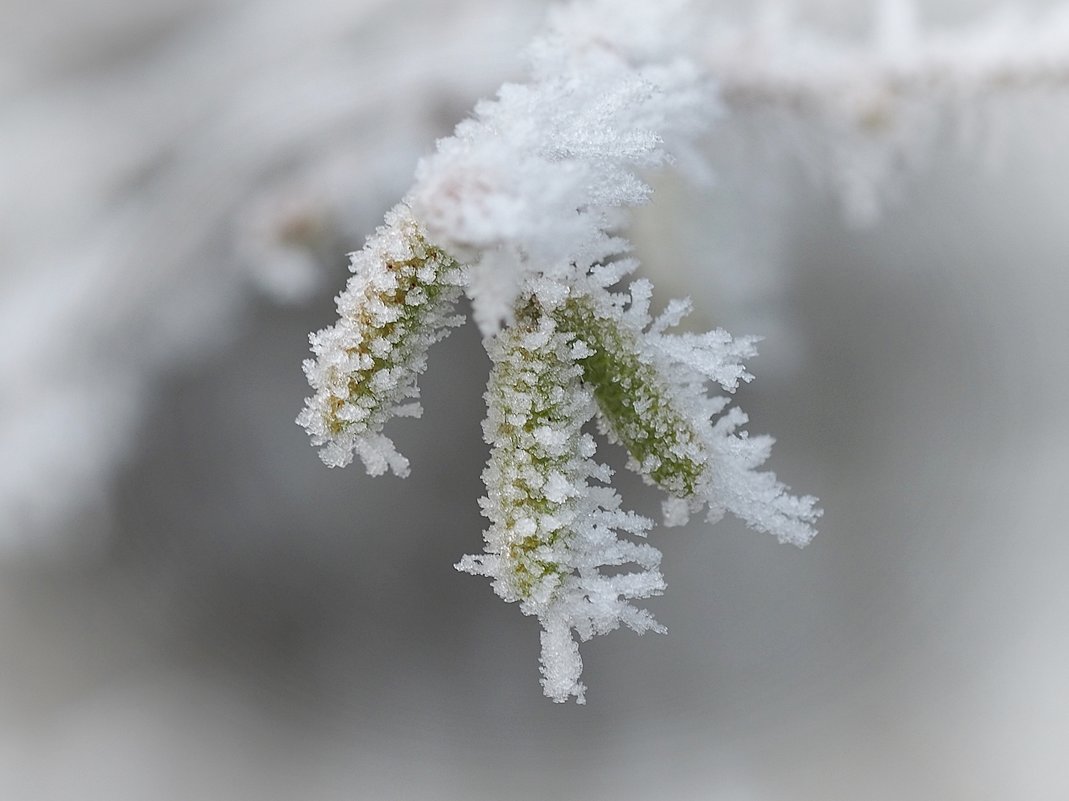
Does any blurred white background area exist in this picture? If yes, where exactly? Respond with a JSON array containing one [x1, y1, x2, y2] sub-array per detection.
[[2, 0, 1068, 799]]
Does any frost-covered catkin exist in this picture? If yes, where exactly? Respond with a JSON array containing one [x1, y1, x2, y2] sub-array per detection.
[[297, 204, 465, 475], [457, 297, 664, 703], [553, 293, 707, 498], [550, 282, 820, 545]]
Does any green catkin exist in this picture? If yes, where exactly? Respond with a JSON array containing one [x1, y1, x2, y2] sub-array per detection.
[[298, 206, 467, 473], [551, 294, 707, 499], [325, 235, 458, 437], [479, 305, 586, 601]]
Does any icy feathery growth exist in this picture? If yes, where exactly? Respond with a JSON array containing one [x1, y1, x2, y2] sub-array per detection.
[[457, 294, 664, 703], [411, 0, 711, 334], [551, 278, 819, 543], [298, 205, 465, 475], [299, 0, 817, 701]]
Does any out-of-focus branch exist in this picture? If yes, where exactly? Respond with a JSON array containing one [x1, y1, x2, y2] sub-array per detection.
[[713, 2, 1069, 114], [0, 0, 539, 552], [703, 1, 1069, 221]]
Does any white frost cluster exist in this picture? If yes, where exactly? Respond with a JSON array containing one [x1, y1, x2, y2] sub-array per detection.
[[298, 0, 820, 702], [411, 0, 713, 334]]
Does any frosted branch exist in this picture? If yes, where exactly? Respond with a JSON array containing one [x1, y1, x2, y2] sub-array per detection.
[[297, 0, 820, 701], [704, 1, 1069, 221]]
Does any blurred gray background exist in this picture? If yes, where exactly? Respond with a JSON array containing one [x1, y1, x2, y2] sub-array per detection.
[[1, 0, 1067, 799]]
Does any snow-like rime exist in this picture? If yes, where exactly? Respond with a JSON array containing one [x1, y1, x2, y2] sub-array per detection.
[[298, 0, 820, 701]]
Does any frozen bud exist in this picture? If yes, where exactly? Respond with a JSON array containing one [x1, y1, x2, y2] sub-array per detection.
[[458, 295, 664, 702], [297, 204, 466, 475]]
